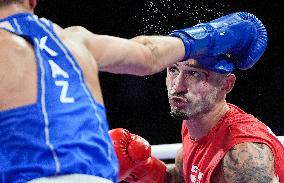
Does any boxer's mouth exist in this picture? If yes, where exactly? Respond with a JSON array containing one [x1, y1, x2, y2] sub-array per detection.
[[170, 96, 187, 108]]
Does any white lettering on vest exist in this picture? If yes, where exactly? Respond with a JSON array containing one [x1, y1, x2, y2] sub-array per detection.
[[55, 81, 75, 103], [48, 60, 74, 104], [190, 165, 203, 183], [49, 60, 69, 78], [39, 36, 58, 57]]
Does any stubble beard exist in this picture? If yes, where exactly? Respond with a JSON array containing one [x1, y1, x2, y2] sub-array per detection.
[[169, 88, 221, 121], [170, 107, 189, 120], [170, 102, 206, 120]]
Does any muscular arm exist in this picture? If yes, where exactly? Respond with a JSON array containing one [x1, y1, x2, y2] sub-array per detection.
[[212, 142, 279, 183], [65, 26, 185, 76], [165, 147, 185, 183]]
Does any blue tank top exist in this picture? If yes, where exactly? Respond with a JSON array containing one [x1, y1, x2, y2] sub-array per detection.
[[0, 13, 118, 183]]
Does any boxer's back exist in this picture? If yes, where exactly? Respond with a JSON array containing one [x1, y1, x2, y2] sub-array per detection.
[[0, 28, 37, 111], [0, 13, 118, 182], [0, 19, 103, 111]]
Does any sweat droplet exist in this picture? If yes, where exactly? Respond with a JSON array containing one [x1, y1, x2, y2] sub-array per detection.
[[130, 1, 231, 35]]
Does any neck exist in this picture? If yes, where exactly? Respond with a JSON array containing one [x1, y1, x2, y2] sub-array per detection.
[[0, 4, 32, 19], [184, 101, 229, 140]]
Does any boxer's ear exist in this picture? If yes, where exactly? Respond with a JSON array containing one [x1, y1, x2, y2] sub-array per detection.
[[222, 74, 236, 94], [29, 0, 37, 10]]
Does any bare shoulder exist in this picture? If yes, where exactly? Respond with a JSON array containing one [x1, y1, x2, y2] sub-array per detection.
[[0, 30, 37, 109], [63, 25, 87, 36], [0, 30, 32, 52], [0, 30, 34, 74], [165, 147, 184, 183], [53, 25, 96, 66], [61, 25, 96, 43], [55, 25, 100, 61], [221, 142, 279, 183], [61, 25, 118, 49]]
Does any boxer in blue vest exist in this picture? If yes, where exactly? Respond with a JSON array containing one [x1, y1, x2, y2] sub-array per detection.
[[0, 0, 267, 182]]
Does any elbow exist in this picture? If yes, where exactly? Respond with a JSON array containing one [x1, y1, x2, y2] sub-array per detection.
[[132, 36, 162, 75], [143, 53, 162, 76], [133, 50, 161, 76]]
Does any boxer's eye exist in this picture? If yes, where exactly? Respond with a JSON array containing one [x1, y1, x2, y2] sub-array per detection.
[[186, 70, 201, 78], [168, 66, 179, 74]]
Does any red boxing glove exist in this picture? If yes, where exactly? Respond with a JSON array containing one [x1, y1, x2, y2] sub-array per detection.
[[109, 128, 166, 183]]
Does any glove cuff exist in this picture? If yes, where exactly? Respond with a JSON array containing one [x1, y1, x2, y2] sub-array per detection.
[[149, 156, 167, 183], [169, 31, 192, 61], [124, 155, 167, 183]]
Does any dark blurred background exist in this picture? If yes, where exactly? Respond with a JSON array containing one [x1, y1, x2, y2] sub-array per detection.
[[36, 0, 284, 145]]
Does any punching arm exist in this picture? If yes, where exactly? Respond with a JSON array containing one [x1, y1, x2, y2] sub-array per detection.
[[66, 26, 185, 76]]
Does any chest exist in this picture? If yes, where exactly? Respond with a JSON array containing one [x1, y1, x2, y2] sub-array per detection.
[[183, 136, 229, 183], [183, 146, 219, 183]]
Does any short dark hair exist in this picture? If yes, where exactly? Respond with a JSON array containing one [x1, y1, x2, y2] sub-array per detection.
[[0, 0, 25, 7]]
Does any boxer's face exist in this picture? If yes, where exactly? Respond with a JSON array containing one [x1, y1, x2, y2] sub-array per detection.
[[166, 59, 226, 120]]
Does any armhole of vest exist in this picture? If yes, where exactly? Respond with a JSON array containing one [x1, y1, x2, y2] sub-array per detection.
[[0, 27, 15, 35], [49, 21, 54, 31]]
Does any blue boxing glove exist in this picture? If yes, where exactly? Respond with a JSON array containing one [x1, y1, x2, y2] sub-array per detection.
[[170, 12, 267, 73]]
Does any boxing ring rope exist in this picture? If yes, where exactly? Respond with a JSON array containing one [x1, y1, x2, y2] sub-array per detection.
[[152, 136, 284, 160]]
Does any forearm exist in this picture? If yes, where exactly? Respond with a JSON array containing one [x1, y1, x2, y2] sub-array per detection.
[[130, 35, 185, 74], [165, 164, 185, 183]]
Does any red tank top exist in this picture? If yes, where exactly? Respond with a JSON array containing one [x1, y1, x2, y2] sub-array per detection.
[[182, 104, 284, 183]]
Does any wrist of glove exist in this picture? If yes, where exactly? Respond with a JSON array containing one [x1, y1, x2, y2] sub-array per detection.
[[109, 128, 166, 183], [124, 155, 167, 183]]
